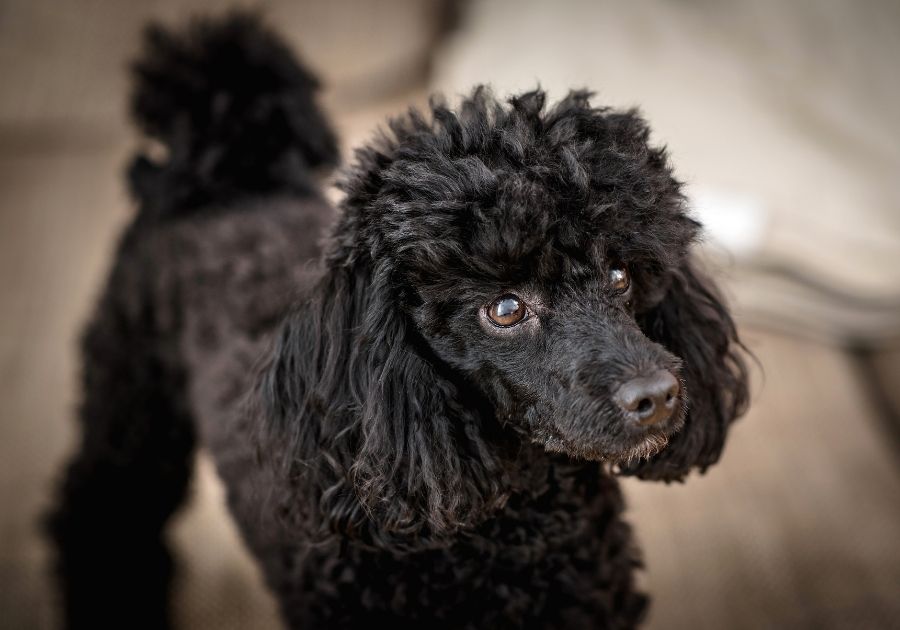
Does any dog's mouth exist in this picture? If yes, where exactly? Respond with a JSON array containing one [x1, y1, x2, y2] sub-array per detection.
[[603, 420, 683, 466], [537, 395, 686, 465]]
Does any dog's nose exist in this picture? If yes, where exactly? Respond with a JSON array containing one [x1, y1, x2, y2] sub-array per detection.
[[613, 370, 680, 426]]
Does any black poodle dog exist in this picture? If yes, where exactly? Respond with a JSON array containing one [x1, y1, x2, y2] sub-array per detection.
[[48, 13, 748, 630]]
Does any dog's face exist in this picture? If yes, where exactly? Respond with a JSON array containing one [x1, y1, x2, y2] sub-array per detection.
[[266, 89, 748, 540], [410, 239, 686, 468], [355, 90, 729, 470]]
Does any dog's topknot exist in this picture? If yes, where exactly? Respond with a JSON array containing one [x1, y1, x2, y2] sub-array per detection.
[[335, 87, 692, 292], [128, 11, 339, 219]]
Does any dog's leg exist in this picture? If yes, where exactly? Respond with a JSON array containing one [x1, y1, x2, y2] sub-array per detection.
[[47, 257, 194, 630]]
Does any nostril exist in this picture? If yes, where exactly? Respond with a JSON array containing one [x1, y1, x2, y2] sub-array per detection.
[[636, 398, 653, 415]]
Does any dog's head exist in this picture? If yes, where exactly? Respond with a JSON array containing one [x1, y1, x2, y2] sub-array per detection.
[[261, 89, 748, 545]]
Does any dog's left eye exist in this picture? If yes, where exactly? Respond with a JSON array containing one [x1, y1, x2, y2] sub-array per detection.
[[609, 263, 630, 293], [487, 294, 528, 327]]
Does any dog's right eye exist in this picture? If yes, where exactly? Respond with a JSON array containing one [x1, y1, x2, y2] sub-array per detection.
[[609, 262, 630, 293], [487, 294, 528, 327]]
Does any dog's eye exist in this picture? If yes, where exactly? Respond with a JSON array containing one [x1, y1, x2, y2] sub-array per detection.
[[609, 263, 630, 293], [487, 294, 528, 327]]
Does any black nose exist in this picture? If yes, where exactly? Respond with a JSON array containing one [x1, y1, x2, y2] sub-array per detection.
[[613, 370, 680, 426]]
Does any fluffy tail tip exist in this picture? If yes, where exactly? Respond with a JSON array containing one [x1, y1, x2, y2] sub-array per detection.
[[128, 11, 339, 219]]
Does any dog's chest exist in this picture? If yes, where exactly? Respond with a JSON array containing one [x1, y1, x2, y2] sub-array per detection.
[[296, 472, 642, 627]]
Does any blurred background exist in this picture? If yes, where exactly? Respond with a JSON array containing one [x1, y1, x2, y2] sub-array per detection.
[[1, 0, 899, 628]]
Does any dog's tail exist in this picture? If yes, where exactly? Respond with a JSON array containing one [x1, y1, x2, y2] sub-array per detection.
[[127, 11, 339, 220]]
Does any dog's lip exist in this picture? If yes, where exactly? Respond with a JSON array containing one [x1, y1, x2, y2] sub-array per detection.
[[540, 428, 673, 464], [607, 421, 682, 462], [541, 396, 686, 462]]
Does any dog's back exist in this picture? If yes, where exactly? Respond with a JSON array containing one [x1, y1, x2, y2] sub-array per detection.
[[47, 13, 338, 628]]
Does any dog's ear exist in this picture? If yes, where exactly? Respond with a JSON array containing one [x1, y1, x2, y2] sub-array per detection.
[[258, 260, 506, 546], [623, 259, 749, 481]]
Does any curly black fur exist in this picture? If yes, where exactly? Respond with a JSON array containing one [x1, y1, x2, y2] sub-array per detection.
[[48, 12, 748, 630], [128, 11, 339, 220]]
